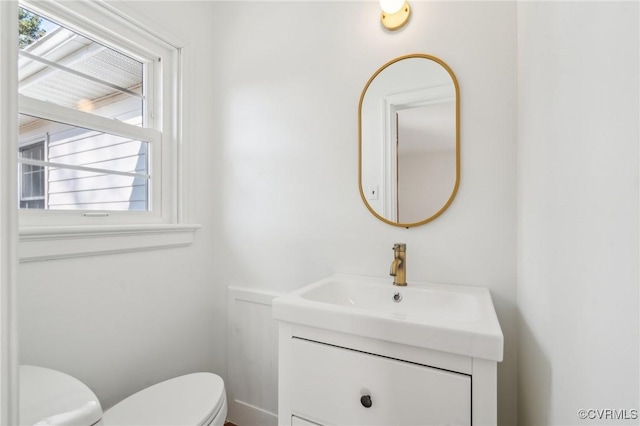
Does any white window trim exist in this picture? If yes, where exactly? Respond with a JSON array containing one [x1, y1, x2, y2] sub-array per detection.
[[17, 0, 198, 261], [19, 223, 201, 263], [0, 0, 20, 422]]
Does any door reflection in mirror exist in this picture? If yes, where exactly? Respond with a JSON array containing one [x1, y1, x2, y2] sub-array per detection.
[[396, 100, 456, 223]]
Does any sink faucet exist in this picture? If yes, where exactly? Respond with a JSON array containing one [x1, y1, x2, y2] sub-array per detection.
[[390, 243, 407, 286]]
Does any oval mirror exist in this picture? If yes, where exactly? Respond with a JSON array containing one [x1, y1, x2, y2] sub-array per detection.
[[358, 54, 460, 227]]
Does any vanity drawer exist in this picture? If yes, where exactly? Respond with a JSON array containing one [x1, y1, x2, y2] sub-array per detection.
[[290, 338, 471, 426]]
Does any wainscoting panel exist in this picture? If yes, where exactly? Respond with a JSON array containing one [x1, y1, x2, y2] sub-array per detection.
[[227, 287, 282, 426]]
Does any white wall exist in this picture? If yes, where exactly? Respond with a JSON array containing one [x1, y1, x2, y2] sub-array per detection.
[[517, 2, 639, 425], [18, 1, 224, 410], [210, 2, 518, 424]]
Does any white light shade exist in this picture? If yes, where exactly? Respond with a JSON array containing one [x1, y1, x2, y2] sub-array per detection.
[[379, 0, 405, 14]]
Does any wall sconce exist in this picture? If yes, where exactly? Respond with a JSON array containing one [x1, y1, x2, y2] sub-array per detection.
[[380, 0, 411, 31]]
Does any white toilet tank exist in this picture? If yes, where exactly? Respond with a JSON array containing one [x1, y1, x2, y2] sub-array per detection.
[[19, 365, 103, 426]]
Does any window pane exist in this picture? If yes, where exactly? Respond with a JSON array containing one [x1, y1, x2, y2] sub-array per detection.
[[22, 163, 44, 198], [18, 7, 144, 126], [20, 199, 45, 209], [19, 142, 45, 208], [19, 114, 149, 211]]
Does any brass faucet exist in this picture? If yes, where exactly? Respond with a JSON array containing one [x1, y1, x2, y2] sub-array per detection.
[[389, 243, 407, 286]]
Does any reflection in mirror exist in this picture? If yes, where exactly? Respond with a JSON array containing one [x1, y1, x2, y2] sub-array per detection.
[[397, 100, 456, 223], [359, 54, 459, 227]]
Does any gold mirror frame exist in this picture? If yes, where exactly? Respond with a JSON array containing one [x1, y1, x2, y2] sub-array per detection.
[[358, 53, 460, 228]]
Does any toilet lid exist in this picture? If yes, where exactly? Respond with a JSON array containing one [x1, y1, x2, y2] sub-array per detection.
[[19, 365, 103, 426], [102, 373, 225, 426]]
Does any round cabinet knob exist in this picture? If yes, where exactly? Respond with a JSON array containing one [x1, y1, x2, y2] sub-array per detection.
[[360, 394, 372, 408]]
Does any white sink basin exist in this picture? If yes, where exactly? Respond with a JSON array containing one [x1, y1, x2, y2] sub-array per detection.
[[272, 274, 503, 361]]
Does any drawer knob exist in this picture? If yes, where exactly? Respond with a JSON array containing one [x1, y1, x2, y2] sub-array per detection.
[[360, 394, 372, 408]]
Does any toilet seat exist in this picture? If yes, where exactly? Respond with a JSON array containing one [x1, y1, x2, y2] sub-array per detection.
[[102, 372, 226, 426]]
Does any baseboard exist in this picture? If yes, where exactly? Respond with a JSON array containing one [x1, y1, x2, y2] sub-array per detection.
[[228, 399, 278, 426]]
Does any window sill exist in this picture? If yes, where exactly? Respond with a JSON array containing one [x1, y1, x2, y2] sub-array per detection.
[[19, 223, 201, 262]]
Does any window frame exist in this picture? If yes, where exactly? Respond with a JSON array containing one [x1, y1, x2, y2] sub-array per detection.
[[17, 0, 198, 262]]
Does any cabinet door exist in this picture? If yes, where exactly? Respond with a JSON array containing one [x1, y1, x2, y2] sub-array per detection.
[[291, 338, 470, 426]]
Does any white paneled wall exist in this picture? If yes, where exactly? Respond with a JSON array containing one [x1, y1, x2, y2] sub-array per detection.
[[227, 287, 282, 426]]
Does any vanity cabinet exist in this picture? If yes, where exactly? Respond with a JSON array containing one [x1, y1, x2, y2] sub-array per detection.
[[273, 274, 503, 426], [278, 323, 498, 426]]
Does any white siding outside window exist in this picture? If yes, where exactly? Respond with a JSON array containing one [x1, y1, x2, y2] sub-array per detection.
[[20, 114, 150, 211]]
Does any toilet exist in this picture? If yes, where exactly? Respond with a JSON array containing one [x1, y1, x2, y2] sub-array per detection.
[[19, 365, 227, 426]]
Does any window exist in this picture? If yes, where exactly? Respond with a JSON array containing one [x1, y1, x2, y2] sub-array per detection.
[[18, 0, 179, 229], [15, 1, 197, 261]]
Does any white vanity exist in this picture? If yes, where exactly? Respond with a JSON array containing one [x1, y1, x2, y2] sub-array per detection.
[[273, 274, 503, 426]]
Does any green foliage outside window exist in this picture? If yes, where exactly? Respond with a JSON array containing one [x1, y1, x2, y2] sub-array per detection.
[[19, 8, 46, 49]]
